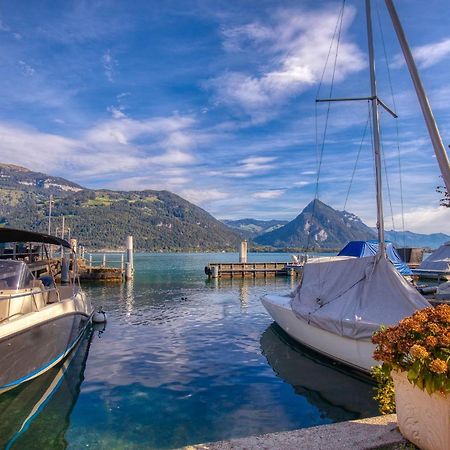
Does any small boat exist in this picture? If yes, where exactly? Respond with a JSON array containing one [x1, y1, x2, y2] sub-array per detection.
[[338, 240, 412, 276], [260, 324, 379, 421], [0, 228, 93, 392], [262, 0, 449, 373], [413, 241, 450, 281]]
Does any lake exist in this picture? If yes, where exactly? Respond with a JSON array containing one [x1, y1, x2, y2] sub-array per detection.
[[0, 253, 379, 449]]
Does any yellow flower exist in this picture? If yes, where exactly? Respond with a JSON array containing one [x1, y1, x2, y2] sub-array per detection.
[[429, 359, 448, 374], [409, 344, 429, 360]]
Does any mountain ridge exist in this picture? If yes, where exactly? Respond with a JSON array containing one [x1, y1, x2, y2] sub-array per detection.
[[0, 164, 241, 251], [255, 199, 377, 249]]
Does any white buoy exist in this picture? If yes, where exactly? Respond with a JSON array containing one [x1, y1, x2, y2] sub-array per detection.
[[92, 308, 107, 323]]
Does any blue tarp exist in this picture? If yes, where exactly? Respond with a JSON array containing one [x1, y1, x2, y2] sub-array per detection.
[[337, 240, 412, 276]]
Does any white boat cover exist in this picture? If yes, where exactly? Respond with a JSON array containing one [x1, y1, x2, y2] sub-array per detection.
[[418, 241, 450, 271], [291, 255, 430, 340]]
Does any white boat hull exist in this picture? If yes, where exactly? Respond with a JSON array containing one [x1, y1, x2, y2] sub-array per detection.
[[0, 289, 93, 393], [261, 294, 376, 373]]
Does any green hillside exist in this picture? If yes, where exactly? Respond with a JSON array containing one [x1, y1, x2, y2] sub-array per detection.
[[0, 164, 241, 251]]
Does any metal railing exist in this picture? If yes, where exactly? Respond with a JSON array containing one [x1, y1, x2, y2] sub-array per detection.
[[85, 253, 126, 270]]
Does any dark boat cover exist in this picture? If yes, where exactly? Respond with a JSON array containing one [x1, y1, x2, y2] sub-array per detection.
[[0, 228, 71, 248], [338, 240, 412, 275]]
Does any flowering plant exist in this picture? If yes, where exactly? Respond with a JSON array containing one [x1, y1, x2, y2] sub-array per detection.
[[372, 304, 450, 396]]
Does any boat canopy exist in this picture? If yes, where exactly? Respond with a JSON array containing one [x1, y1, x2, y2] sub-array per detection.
[[0, 228, 71, 248], [291, 255, 430, 340], [0, 260, 34, 291], [338, 240, 412, 276], [418, 241, 450, 271]]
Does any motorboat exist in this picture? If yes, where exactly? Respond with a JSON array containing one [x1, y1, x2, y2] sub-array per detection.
[[0, 326, 93, 448], [0, 228, 93, 392], [262, 0, 449, 373]]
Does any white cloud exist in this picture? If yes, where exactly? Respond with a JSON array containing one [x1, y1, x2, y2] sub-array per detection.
[[224, 155, 277, 178], [0, 114, 201, 181], [390, 206, 450, 234], [392, 38, 450, 69], [208, 5, 365, 121], [107, 106, 126, 119], [252, 189, 285, 199], [180, 188, 230, 205], [102, 49, 117, 82], [150, 149, 195, 165]]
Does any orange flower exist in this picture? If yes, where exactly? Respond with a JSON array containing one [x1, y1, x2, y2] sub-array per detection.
[[425, 335, 438, 349], [429, 359, 448, 374], [409, 344, 429, 360]]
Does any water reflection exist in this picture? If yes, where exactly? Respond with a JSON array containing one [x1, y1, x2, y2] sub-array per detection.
[[0, 327, 94, 449], [260, 324, 379, 422]]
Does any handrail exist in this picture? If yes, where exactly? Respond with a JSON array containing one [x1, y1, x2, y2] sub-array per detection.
[[0, 285, 71, 301]]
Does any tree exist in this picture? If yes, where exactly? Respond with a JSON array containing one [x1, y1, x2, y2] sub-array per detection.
[[437, 184, 449, 207]]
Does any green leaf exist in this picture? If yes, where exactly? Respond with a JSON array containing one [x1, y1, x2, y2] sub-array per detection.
[[407, 360, 420, 382], [424, 373, 434, 395]]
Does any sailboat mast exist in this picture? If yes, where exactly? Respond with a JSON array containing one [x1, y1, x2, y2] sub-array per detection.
[[385, 0, 450, 195], [365, 0, 386, 256]]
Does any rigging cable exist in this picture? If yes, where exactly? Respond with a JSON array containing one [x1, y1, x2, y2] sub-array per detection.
[[307, 0, 346, 254], [376, 0, 406, 246], [343, 103, 371, 212]]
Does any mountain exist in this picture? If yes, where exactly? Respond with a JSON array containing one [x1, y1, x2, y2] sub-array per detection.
[[384, 230, 450, 249], [0, 164, 241, 251], [222, 218, 288, 239], [254, 199, 376, 249]]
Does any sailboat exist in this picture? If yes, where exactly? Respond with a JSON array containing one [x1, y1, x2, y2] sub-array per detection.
[[261, 0, 450, 373]]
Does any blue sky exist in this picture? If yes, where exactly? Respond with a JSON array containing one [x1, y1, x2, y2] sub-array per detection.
[[0, 0, 449, 233]]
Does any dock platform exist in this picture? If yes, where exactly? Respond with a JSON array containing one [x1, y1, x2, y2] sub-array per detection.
[[205, 262, 300, 279]]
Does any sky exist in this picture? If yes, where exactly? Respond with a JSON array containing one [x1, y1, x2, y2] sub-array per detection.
[[0, 0, 449, 233]]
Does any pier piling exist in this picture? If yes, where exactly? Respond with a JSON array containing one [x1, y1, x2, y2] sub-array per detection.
[[125, 235, 134, 281], [239, 240, 248, 263]]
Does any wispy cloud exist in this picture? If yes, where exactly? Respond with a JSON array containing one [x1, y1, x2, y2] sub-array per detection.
[[252, 189, 285, 199], [0, 113, 202, 183], [207, 5, 365, 121], [102, 49, 117, 82], [392, 38, 450, 69], [390, 206, 450, 234]]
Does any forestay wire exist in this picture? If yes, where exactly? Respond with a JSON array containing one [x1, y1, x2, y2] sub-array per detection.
[[306, 0, 346, 254], [376, 0, 406, 245]]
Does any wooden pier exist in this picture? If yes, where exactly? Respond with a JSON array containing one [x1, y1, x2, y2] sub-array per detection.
[[77, 235, 134, 282], [204, 262, 299, 279]]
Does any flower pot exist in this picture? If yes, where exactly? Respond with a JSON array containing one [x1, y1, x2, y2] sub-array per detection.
[[392, 370, 450, 450]]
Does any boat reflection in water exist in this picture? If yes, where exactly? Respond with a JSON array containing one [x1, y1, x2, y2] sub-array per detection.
[[0, 325, 94, 449], [260, 324, 379, 423]]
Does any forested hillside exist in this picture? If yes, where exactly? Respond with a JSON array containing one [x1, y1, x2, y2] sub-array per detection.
[[0, 164, 241, 251]]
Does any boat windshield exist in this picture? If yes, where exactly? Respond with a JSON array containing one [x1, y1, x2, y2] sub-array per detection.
[[0, 260, 34, 291]]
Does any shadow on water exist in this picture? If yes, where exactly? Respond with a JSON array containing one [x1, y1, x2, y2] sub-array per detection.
[[0, 326, 95, 449], [260, 323, 379, 422]]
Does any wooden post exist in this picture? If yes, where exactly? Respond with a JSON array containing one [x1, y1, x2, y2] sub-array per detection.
[[102, 254, 106, 267], [239, 240, 248, 263], [125, 262, 133, 281], [126, 236, 134, 280], [70, 238, 77, 254], [61, 258, 70, 284]]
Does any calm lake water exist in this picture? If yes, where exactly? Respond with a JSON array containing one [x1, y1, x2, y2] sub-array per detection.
[[1, 253, 379, 449]]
